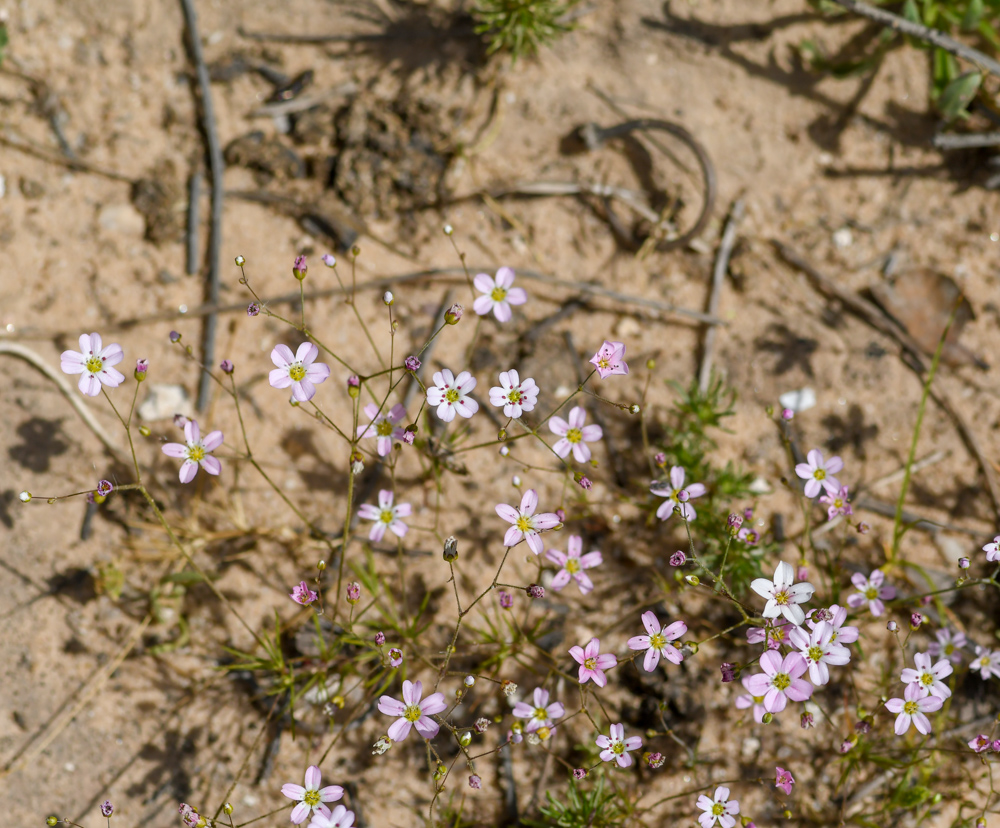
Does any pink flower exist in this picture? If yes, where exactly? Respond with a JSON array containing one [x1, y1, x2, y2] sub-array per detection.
[[308, 804, 355, 828], [589, 340, 629, 379], [846, 570, 895, 617], [969, 734, 991, 753], [794, 449, 843, 498], [546, 535, 602, 593], [489, 369, 539, 418], [901, 652, 953, 699], [356, 403, 407, 456], [972, 646, 1000, 680], [162, 419, 223, 483], [737, 526, 760, 545], [280, 765, 343, 825], [595, 723, 642, 768], [884, 682, 943, 735], [290, 581, 318, 605], [750, 561, 815, 626], [512, 687, 565, 733], [746, 618, 791, 650], [61, 332, 125, 396], [472, 267, 527, 322], [569, 637, 617, 687], [377, 679, 447, 741], [388, 648, 403, 668], [697, 786, 740, 828], [806, 605, 858, 646], [549, 407, 603, 462], [269, 342, 331, 402], [818, 485, 852, 520], [775, 767, 795, 795], [496, 489, 560, 554], [358, 490, 411, 543], [788, 620, 851, 686], [650, 466, 707, 521], [627, 611, 687, 671], [426, 368, 478, 421], [927, 627, 966, 664], [734, 675, 767, 723], [745, 651, 813, 713], [984, 535, 1000, 562]]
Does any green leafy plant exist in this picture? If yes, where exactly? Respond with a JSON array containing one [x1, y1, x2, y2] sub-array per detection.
[[473, 0, 578, 61], [524, 777, 627, 828]]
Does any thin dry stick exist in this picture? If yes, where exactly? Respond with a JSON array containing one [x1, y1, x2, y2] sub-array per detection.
[[866, 450, 950, 490], [698, 197, 744, 392], [933, 131, 1000, 149]]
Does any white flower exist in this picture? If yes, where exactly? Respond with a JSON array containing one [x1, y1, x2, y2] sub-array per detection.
[[697, 786, 740, 828], [426, 368, 478, 422], [884, 683, 943, 735], [548, 406, 603, 463], [269, 342, 331, 402], [308, 804, 355, 828], [972, 646, 1000, 680], [750, 561, 815, 626], [900, 652, 953, 699], [984, 535, 1000, 562], [472, 267, 527, 322], [60, 332, 125, 396], [489, 369, 538, 418], [788, 620, 850, 686], [280, 765, 343, 825], [358, 490, 411, 542], [595, 723, 642, 768]]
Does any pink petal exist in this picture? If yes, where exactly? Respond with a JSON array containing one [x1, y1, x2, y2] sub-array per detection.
[[526, 533, 543, 554], [363, 403, 379, 420], [655, 500, 676, 520], [78, 333, 93, 353], [162, 442, 188, 458], [271, 344, 294, 367], [568, 646, 585, 664], [568, 406, 586, 429], [493, 301, 512, 322], [806, 449, 823, 468], [304, 765, 322, 791], [290, 802, 311, 824], [759, 650, 782, 676], [552, 437, 572, 458], [282, 784, 306, 801], [414, 716, 440, 739], [595, 735, 611, 749], [579, 551, 602, 569], [532, 513, 561, 530], [100, 343, 124, 366], [179, 459, 199, 483], [61, 354, 86, 373], [496, 503, 520, 524], [318, 786, 343, 802], [269, 368, 293, 389], [548, 417, 569, 436], [402, 679, 419, 705], [420, 692, 447, 715], [200, 455, 221, 476], [296, 341, 318, 364], [495, 266, 515, 288], [580, 424, 603, 442], [546, 548, 568, 566], [473, 295, 494, 316], [202, 430, 224, 451], [79, 373, 101, 396], [305, 363, 331, 383], [643, 648, 660, 672], [473, 272, 495, 293], [520, 488, 538, 515], [571, 442, 591, 463], [503, 526, 523, 547], [550, 570, 572, 590], [669, 466, 685, 490], [627, 635, 650, 650], [292, 379, 316, 402], [506, 287, 527, 305], [89, 332, 103, 353], [641, 611, 660, 636], [386, 717, 412, 742], [378, 696, 406, 717]]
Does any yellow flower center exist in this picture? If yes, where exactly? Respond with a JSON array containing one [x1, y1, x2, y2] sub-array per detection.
[[612, 742, 624, 755], [288, 363, 307, 382], [712, 803, 724, 816], [650, 632, 666, 650], [584, 657, 597, 670], [773, 589, 790, 606], [188, 445, 206, 462], [944, 643, 955, 656], [772, 672, 791, 691], [304, 791, 321, 807], [85, 355, 103, 373], [379, 508, 395, 524], [807, 645, 824, 663], [533, 707, 548, 721], [376, 419, 393, 436], [864, 586, 878, 600], [565, 558, 580, 574], [813, 469, 826, 480], [491, 286, 508, 302], [598, 356, 611, 369], [507, 389, 522, 403], [445, 388, 460, 403], [833, 497, 844, 508], [516, 516, 532, 532], [752, 694, 765, 704], [920, 673, 933, 686], [404, 703, 422, 722], [566, 427, 582, 444], [903, 700, 918, 715]]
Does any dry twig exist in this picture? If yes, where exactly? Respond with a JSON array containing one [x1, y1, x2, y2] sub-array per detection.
[[698, 197, 744, 392]]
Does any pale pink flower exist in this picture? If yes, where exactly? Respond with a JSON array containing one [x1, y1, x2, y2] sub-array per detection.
[[549, 406, 603, 462], [269, 342, 331, 402], [280, 765, 343, 825], [650, 466, 707, 521], [546, 535, 602, 593], [734, 676, 767, 723], [750, 561, 815, 626], [806, 605, 859, 646], [512, 687, 564, 733], [358, 490, 411, 542], [162, 419, 223, 483], [818, 485, 852, 520], [426, 368, 479, 421], [472, 267, 527, 322], [775, 767, 795, 795], [745, 651, 813, 713], [627, 611, 687, 671], [569, 637, 616, 687], [595, 723, 642, 768], [972, 646, 1000, 680], [489, 369, 538, 418], [308, 804, 355, 828], [846, 570, 895, 617], [884, 682, 943, 735], [788, 620, 850, 686], [697, 786, 740, 828], [984, 535, 1000, 562], [747, 618, 791, 650], [969, 734, 991, 753], [589, 340, 629, 379], [290, 581, 318, 605], [377, 679, 447, 741], [60, 332, 125, 396], [901, 652, 953, 699], [794, 449, 843, 498], [927, 627, 966, 664], [496, 489, 560, 554], [356, 403, 406, 456]]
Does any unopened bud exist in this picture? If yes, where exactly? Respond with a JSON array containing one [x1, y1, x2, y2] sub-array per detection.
[[346, 582, 361, 604], [464, 675, 476, 687], [322, 254, 336, 267], [654, 452, 666, 466], [684, 575, 700, 586], [573, 768, 586, 779], [468, 774, 481, 789], [404, 355, 421, 372], [375, 631, 385, 646], [347, 375, 360, 398], [220, 359, 234, 374], [292, 255, 308, 281], [887, 620, 898, 632], [728, 513, 743, 532], [139, 425, 151, 437], [19, 491, 31, 503], [443, 536, 459, 562], [46, 818, 58, 827], [910, 612, 923, 630], [169, 330, 181, 343], [134, 358, 148, 381], [444, 303, 464, 325], [527, 583, 544, 599], [459, 731, 472, 747], [223, 803, 233, 816], [235, 255, 246, 266], [629, 404, 640, 414], [761, 712, 773, 724], [781, 408, 794, 421], [669, 550, 686, 566], [677, 489, 689, 502], [959, 557, 970, 569], [383, 291, 394, 306], [443, 224, 454, 235]]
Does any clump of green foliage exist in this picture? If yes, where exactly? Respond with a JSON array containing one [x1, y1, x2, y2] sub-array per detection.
[[473, 0, 578, 61]]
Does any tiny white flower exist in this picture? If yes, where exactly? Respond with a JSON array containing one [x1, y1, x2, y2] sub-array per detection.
[[750, 561, 815, 626]]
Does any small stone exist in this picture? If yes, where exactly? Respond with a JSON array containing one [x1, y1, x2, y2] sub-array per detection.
[[138, 383, 193, 421], [97, 203, 146, 238]]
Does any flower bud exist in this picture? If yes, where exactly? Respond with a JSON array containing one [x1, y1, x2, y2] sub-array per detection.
[[247, 302, 260, 317], [139, 425, 151, 437], [46, 819, 59, 827], [887, 620, 898, 632], [223, 803, 233, 816], [443, 224, 454, 235], [720, 662, 737, 682], [464, 675, 476, 687], [444, 303, 464, 325], [235, 255, 246, 266], [402, 430, 414, 445], [511, 475, 521, 487], [347, 375, 360, 398], [629, 404, 640, 414], [382, 291, 394, 306], [855, 720, 872, 735], [647, 752, 665, 769], [574, 472, 592, 490], [555, 508, 566, 523], [959, 557, 970, 569], [19, 491, 31, 503], [976, 818, 986, 828], [375, 631, 385, 646], [677, 489, 689, 502], [134, 358, 148, 381], [727, 513, 743, 532], [761, 711, 773, 724], [459, 731, 472, 747], [684, 575, 700, 586], [910, 612, 923, 630], [744, 507, 754, 520], [292, 255, 307, 281], [468, 774, 481, 789], [499, 590, 513, 609], [840, 735, 857, 753], [781, 407, 794, 420], [669, 550, 686, 566], [443, 536, 459, 562], [654, 452, 666, 466], [404, 355, 421, 372], [220, 359, 234, 374], [573, 768, 586, 779], [322, 254, 336, 267], [527, 583, 545, 599], [796, 565, 809, 582], [346, 582, 361, 604], [99, 800, 113, 818], [475, 717, 489, 733], [169, 331, 181, 343]]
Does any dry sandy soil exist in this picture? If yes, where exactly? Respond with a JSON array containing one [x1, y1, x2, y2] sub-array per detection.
[[2, 0, 1000, 826]]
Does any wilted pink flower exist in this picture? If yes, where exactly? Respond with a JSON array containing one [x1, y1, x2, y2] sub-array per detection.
[[162, 419, 223, 483], [720, 662, 737, 682], [650, 466, 706, 521], [472, 267, 527, 322], [788, 620, 850, 686], [247, 302, 261, 316], [775, 767, 795, 795], [750, 561, 815, 626], [573, 768, 586, 779], [744, 651, 813, 713], [969, 734, 991, 753], [627, 611, 687, 671], [377, 680, 447, 741], [697, 786, 739, 828], [290, 581, 318, 605], [794, 449, 843, 498], [356, 403, 407, 456], [388, 648, 402, 668], [468, 774, 481, 789], [527, 583, 545, 598], [984, 535, 1000, 562], [910, 612, 924, 629], [884, 682, 943, 735], [269, 342, 331, 402], [498, 590, 514, 609], [846, 570, 895, 617], [654, 452, 666, 466], [669, 550, 686, 566], [972, 646, 1000, 680], [546, 535, 602, 594], [219, 359, 233, 374], [589, 340, 629, 379], [404, 355, 421, 372], [747, 618, 791, 650], [374, 631, 385, 646], [549, 407, 603, 462], [292, 255, 307, 280], [489, 369, 539, 419], [927, 627, 966, 664], [647, 752, 665, 769], [901, 652, 953, 699], [569, 637, 616, 687], [819, 485, 852, 520], [96, 479, 114, 497], [800, 712, 814, 729], [513, 687, 565, 733], [346, 582, 361, 603], [358, 490, 411, 543], [426, 368, 478, 421], [496, 489, 560, 554], [280, 765, 343, 824], [781, 408, 794, 420], [61, 332, 125, 396], [596, 723, 642, 768], [101, 801, 113, 817]]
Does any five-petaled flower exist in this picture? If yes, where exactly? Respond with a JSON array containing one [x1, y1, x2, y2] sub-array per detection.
[[357, 403, 407, 456], [280, 765, 343, 825], [569, 637, 617, 687], [61, 332, 125, 396], [548, 406, 603, 462], [358, 490, 411, 542], [788, 620, 850, 686], [377, 679, 447, 741], [650, 466, 707, 521], [984, 535, 1000, 562], [489, 370, 539, 418], [697, 786, 740, 828], [745, 651, 813, 713], [794, 449, 843, 498], [846, 570, 895, 617], [472, 267, 527, 322], [546, 535, 602, 594], [972, 646, 1000, 680], [589, 340, 629, 379], [512, 687, 565, 733], [269, 342, 331, 402], [750, 561, 816, 626], [426, 368, 479, 421], [308, 804, 356, 828], [496, 489, 560, 554], [927, 627, 966, 664], [818, 485, 852, 520], [162, 419, 223, 483], [627, 611, 687, 672], [595, 723, 642, 768], [884, 682, 943, 735], [901, 652, 953, 699], [775, 767, 795, 795], [290, 581, 318, 606]]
